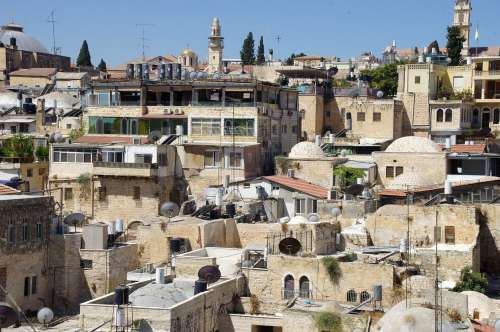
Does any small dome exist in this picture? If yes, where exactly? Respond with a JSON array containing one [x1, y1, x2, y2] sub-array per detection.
[[388, 171, 436, 190], [0, 23, 49, 53], [386, 136, 442, 153], [288, 215, 308, 225], [181, 48, 196, 57], [289, 142, 325, 159]]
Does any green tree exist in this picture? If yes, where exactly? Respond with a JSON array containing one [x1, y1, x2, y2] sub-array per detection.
[[256, 36, 265, 65], [453, 266, 489, 294], [333, 166, 365, 188], [285, 52, 306, 66], [361, 64, 399, 97], [97, 58, 107, 72], [428, 40, 440, 54], [76, 40, 92, 67], [447, 26, 466, 65], [240, 32, 255, 65], [35, 146, 49, 160], [2, 134, 34, 159]]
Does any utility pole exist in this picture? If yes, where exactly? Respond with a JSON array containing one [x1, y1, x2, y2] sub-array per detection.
[[136, 23, 154, 61], [47, 10, 57, 55]]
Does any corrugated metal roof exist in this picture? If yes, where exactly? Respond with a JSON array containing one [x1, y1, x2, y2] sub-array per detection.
[[263, 175, 328, 199]]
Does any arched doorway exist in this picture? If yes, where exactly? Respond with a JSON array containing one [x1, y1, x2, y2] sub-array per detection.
[[472, 109, 480, 128], [299, 276, 310, 298], [482, 108, 491, 129], [283, 275, 295, 299]]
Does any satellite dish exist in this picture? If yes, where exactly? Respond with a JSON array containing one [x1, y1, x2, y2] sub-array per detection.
[[0, 303, 18, 328], [53, 133, 64, 143], [37, 307, 54, 326], [376, 90, 384, 99], [197, 72, 205, 79], [279, 237, 302, 255], [63, 213, 86, 226], [160, 202, 179, 218], [307, 213, 321, 223], [148, 130, 162, 143], [328, 67, 339, 77], [189, 72, 197, 80], [344, 184, 365, 196], [331, 207, 341, 217], [212, 72, 220, 80], [198, 265, 221, 284]]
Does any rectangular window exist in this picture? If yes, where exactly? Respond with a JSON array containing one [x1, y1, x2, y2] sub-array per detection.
[[98, 186, 107, 201], [357, 112, 365, 122], [395, 166, 404, 177], [22, 224, 29, 241], [31, 276, 37, 295], [133, 186, 141, 200], [36, 223, 43, 240], [27, 169, 33, 177], [134, 154, 152, 164], [80, 259, 93, 269], [229, 152, 242, 168], [312, 200, 318, 213], [243, 183, 251, 189], [295, 198, 306, 214], [204, 151, 221, 168], [24, 277, 30, 296], [415, 76, 421, 84], [64, 188, 73, 201], [445, 226, 455, 244], [191, 118, 221, 136], [453, 76, 465, 90], [373, 112, 382, 122], [386, 166, 395, 178], [224, 119, 255, 136], [8, 224, 15, 244], [98, 92, 110, 106]]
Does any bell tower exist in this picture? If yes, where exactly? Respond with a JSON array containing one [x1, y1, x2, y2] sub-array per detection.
[[453, 0, 472, 54], [208, 17, 224, 74]]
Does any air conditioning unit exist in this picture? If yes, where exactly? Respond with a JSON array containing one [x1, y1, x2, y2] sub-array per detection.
[[163, 108, 171, 115], [132, 137, 142, 145], [174, 109, 184, 115]]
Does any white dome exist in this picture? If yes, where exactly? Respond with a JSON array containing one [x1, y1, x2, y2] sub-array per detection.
[[288, 215, 309, 225], [0, 23, 49, 53], [0, 91, 19, 110], [386, 136, 442, 153], [388, 171, 436, 190], [289, 142, 325, 159], [35, 92, 79, 110]]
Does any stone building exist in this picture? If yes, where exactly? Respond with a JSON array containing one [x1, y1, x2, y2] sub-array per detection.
[[0, 23, 70, 86], [0, 194, 54, 312]]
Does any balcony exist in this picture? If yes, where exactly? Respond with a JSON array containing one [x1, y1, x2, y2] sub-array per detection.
[[93, 162, 158, 177], [475, 70, 500, 79]]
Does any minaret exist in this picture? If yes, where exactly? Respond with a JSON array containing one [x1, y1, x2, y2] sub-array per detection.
[[208, 17, 224, 74], [453, 0, 472, 55]]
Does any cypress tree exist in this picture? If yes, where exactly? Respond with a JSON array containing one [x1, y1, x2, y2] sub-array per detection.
[[447, 26, 465, 65], [97, 58, 107, 72], [76, 40, 92, 67], [256, 36, 265, 65], [240, 32, 255, 65]]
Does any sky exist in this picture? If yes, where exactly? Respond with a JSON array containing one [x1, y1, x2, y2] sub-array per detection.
[[1, 0, 499, 67]]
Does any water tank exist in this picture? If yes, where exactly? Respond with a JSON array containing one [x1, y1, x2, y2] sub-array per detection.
[[215, 187, 224, 206], [373, 285, 382, 301], [399, 238, 408, 254], [135, 64, 143, 80], [329, 133, 335, 144], [115, 219, 124, 233], [155, 268, 165, 284], [159, 64, 166, 80], [226, 203, 236, 218], [444, 180, 453, 196], [126, 64, 134, 79], [175, 125, 184, 136], [315, 135, 321, 146], [194, 279, 208, 295], [114, 307, 126, 327], [167, 63, 173, 80], [445, 137, 451, 149], [108, 221, 116, 235], [418, 55, 424, 63], [142, 64, 149, 80], [114, 285, 129, 305]]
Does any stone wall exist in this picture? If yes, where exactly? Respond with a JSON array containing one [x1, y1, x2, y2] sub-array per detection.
[[477, 204, 500, 274]]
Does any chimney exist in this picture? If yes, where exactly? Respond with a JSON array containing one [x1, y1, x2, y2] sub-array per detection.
[[36, 99, 45, 132]]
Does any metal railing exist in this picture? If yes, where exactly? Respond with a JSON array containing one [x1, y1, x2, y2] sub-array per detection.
[[475, 70, 500, 77], [281, 288, 312, 300], [93, 161, 158, 169]]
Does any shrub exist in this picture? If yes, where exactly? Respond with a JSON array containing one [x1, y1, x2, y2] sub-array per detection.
[[452, 266, 488, 294], [35, 146, 49, 159], [447, 308, 462, 323], [314, 312, 342, 332], [333, 166, 365, 188], [338, 252, 357, 262], [249, 295, 260, 315], [275, 156, 290, 174], [322, 257, 342, 285]]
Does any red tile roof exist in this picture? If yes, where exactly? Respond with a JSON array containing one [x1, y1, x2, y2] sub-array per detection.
[[263, 176, 328, 199], [0, 184, 19, 195], [450, 144, 487, 154], [74, 136, 150, 145]]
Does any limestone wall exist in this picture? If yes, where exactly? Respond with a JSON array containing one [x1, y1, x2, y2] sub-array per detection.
[[477, 204, 500, 274]]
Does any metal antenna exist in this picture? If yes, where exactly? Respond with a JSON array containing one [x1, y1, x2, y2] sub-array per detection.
[[137, 23, 154, 61], [276, 35, 281, 60], [47, 10, 57, 55]]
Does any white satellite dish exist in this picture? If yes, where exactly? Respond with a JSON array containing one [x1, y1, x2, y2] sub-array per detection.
[[37, 307, 54, 326], [307, 213, 321, 223]]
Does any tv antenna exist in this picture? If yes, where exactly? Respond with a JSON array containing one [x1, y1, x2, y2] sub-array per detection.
[[276, 35, 281, 60], [137, 23, 154, 61], [47, 10, 57, 55]]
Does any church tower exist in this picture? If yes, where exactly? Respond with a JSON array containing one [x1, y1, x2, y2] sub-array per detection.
[[453, 0, 472, 54], [208, 17, 224, 74]]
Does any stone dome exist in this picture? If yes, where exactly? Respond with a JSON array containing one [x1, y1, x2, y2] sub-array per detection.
[[289, 142, 325, 159], [0, 23, 49, 53], [385, 136, 442, 153], [35, 92, 80, 111], [387, 171, 436, 190]]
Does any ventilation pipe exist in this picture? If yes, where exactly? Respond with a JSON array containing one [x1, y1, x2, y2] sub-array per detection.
[[155, 268, 165, 284], [445, 180, 454, 204], [445, 137, 451, 150], [315, 135, 321, 146]]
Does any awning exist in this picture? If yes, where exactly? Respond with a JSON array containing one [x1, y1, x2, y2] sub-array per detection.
[[0, 118, 36, 123]]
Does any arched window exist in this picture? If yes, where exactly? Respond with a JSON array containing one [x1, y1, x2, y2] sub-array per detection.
[[346, 112, 352, 120], [436, 109, 444, 122], [347, 289, 357, 302], [284, 275, 295, 299], [360, 291, 370, 302], [494, 109, 500, 124], [445, 109, 453, 122], [299, 276, 310, 298]]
